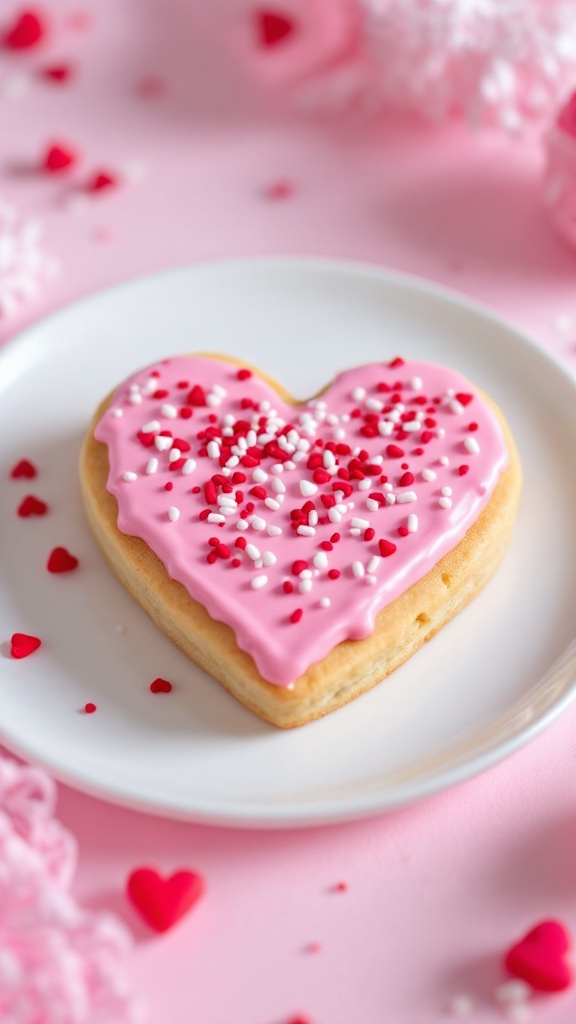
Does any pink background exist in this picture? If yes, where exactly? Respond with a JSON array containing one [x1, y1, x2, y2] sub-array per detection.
[[2, 1, 576, 1021]]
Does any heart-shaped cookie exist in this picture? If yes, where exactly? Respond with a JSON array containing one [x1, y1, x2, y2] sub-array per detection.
[[504, 920, 573, 992], [80, 355, 520, 727]]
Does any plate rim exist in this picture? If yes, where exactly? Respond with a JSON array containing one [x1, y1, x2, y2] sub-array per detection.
[[1, 255, 575, 828]]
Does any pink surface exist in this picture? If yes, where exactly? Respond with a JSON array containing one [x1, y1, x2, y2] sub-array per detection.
[[1, 1, 576, 1022]]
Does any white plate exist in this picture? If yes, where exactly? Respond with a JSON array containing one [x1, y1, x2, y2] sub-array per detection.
[[1, 259, 575, 828]]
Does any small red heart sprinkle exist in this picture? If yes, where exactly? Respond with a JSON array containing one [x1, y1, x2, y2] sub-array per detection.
[[456, 392, 474, 407], [150, 677, 172, 693], [10, 633, 41, 658], [17, 495, 48, 517], [43, 143, 78, 173], [3, 9, 46, 50], [127, 867, 205, 933], [40, 63, 73, 83], [504, 920, 573, 992], [11, 459, 37, 479], [84, 702, 97, 713], [378, 539, 397, 557], [265, 179, 294, 200], [256, 10, 295, 47], [86, 171, 118, 193], [47, 547, 79, 573]]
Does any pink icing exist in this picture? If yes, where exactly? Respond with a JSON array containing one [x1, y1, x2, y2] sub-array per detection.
[[94, 356, 508, 686]]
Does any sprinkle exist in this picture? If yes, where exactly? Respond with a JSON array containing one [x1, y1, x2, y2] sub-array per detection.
[[182, 458, 196, 474], [161, 403, 177, 418], [207, 440, 220, 459], [249, 514, 266, 531], [351, 517, 369, 529], [298, 578, 313, 593], [439, 496, 452, 509], [168, 449, 181, 463], [47, 547, 79, 573], [367, 556, 381, 574], [297, 525, 316, 537], [366, 498, 379, 512], [246, 544, 261, 560], [319, 597, 330, 608], [449, 399, 465, 415], [236, 519, 248, 530], [378, 539, 397, 557], [251, 575, 268, 589], [17, 495, 48, 517], [365, 575, 377, 585], [464, 436, 480, 454], [252, 467, 268, 482], [290, 608, 303, 624], [128, 392, 143, 404], [313, 552, 329, 569], [142, 420, 160, 433], [271, 478, 285, 493], [438, 456, 449, 466], [386, 444, 405, 458], [441, 486, 453, 496], [396, 491, 417, 503], [268, 525, 282, 536], [300, 480, 318, 497], [494, 981, 532, 1005], [122, 471, 137, 482], [10, 459, 37, 479], [168, 506, 180, 522], [407, 514, 418, 533], [352, 386, 366, 401], [150, 678, 172, 693], [84, 703, 97, 714], [262, 551, 277, 566], [352, 561, 365, 578], [10, 632, 41, 658], [155, 435, 172, 451], [410, 376, 423, 390]]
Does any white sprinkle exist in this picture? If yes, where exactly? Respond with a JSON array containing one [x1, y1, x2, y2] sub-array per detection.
[[298, 578, 313, 593], [225, 455, 239, 468], [385, 493, 396, 505], [169, 448, 181, 463], [300, 569, 313, 580], [365, 397, 384, 412], [352, 561, 365, 578], [207, 440, 220, 459], [253, 558, 264, 569], [252, 468, 268, 483], [349, 528, 361, 538], [446, 994, 474, 1017], [168, 506, 180, 522], [236, 520, 249, 530], [439, 496, 452, 509], [182, 458, 196, 475], [309, 510, 318, 526], [370, 454, 384, 465], [333, 428, 346, 441], [265, 497, 280, 512], [207, 513, 225, 524], [245, 544, 261, 560], [335, 503, 348, 515], [365, 574, 377, 585], [142, 420, 160, 433], [328, 508, 342, 523], [128, 392, 143, 404], [351, 517, 369, 529], [421, 469, 437, 482], [122, 471, 137, 482], [206, 394, 221, 407], [383, 482, 393, 492], [218, 495, 237, 507], [292, 451, 306, 463], [352, 386, 366, 401], [271, 464, 284, 474], [396, 490, 417, 504], [378, 421, 394, 436], [250, 515, 267, 531], [358, 478, 371, 490], [161, 403, 177, 418], [494, 981, 532, 1006], [297, 525, 316, 537], [155, 435, 172, 452], [262, 551, 277, 566], [407, 514, 418, 533], [313, 552, 329, 570], [449, 399, 464, 415], [367, 556, 381, 574], [271, 478, 285, 494], [146, 458, 158, 475], [319, 597, 331, 608], [410, 376, 423, 390], [323, 450, 336, 468], [402, 420, 421, 432], [300, 480, 318, 497], [212, 384, 227, 398], [438, 456, 449, 466], [251, 575, 268, 590], [441, 486, 453, 496], [366, 498, 380, 512], [110, 408, 123, 417], [464, 436, 480, 455], [267, 525, 282, 536]]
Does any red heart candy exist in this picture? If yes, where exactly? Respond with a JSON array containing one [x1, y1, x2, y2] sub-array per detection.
[[11, 633, 41, 658], [127, 867, 204, 933], [504, 920, 573, 992], [43, 143, 78, 173], [41, 64, 73, 83], [3, 9, 46, 50], [47, 547, 79, 573], [86, 171, 118, 193], [10, 459, 37, 479], [256, 10, 296, 47], [17, 495, 48, 517], [150, 677, 172, 693]]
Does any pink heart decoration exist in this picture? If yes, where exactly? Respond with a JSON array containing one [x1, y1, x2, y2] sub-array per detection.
[[94, 355, 509, 688], [504, 920, 573, 992], [127, 867, 205, 933]]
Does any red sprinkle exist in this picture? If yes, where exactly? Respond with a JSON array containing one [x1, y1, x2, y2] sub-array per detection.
[[40, 63, 74, 83], [265, 179, 294, 200], [10, 632, 41, 659], [47, 547, 79, 573], [363, 528, 375, 542], [389, 357, 405, 368], [86, 171, 119, 193], [397, 526, 409, 537], [43, 143, 78, 173], [187, 384, 206, 407], [256, 10, 295, 47], [11, 459, 37, 479], [17, 495, 48, 517], [231, 558, 241, 568], [456, 392, 474, 407], [236, 368, 252, 380], [379, 539, 397, 557], [292, 560, 309, 576], [84, 702, 97, 713], [3, 9, 46, 49], [328, 569, 340, 580], [150, 678, 172, 694], [283, 580, 294, 593], [399, 471, 414, 487], [458, 464, 469, 476], [290, 608, 303, 624], [386, 444, 404, 459], [468, 422, 478, 432]]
